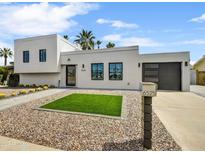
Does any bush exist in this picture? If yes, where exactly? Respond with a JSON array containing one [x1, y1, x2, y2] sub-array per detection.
[[11, 92, 17, 96], [43, 86, 48, 90], [25, 84, 30, 88], [8, 74, 19, 87], [31, 84, 37, 88], [35, 87, 43, 91], [29, 89, 35, 93], [0, 67, 8, 83], [0, 93, 6, 99], [19, 90, 28, 95], [43, 84, 48, 87], [49, 85, 56, 88], [19, 84, 24, 87]]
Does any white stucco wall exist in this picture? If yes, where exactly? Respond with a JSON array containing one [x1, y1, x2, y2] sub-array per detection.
[[20, 73, 60, 87], [139, 52, 190, 91], [60, 46, 140, 90], [190, 69, 196, 85], [14, 34, 79, 74]]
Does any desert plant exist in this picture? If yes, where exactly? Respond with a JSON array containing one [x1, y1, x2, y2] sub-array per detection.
[[74, 29, 95, 50], [43, 86, 48, 90], [19, 84, 24, 87], [8, 74, 19, 87], [29, 89, 35, 93], [0, 48, 13, 66], [0, 93, 6, 99], [25, 84, 30, 88], [11, 92, 17, 96], [106, 42, 115, 48], [49, 85, 56, 88], [19, 90, 28, 95], [35, 87, 43, 91]]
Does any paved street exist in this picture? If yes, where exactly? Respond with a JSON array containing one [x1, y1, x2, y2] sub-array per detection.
[[153, 91, 205, 150]]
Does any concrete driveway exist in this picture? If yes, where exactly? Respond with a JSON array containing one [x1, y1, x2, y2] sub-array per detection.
[[153, 91, 205, 150], [190, 85, 205, 97]]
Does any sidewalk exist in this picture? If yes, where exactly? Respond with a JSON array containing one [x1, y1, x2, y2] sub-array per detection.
[[0, 89, 67, 111], [0, 136, 58, 151]]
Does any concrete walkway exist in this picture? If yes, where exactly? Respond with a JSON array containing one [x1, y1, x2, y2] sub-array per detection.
[[153, 92, 205, 150], [0, 89, 67, 111], [190, 85, 205, 97], [0, 136, 58, 151]]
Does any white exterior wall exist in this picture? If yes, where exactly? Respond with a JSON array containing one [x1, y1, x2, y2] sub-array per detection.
[[139, 52, 190, 91], [20, 73, 60, 87], [14, 34, 59, 73], [60, 47, 140, 90], [190, 69, 196, 85]]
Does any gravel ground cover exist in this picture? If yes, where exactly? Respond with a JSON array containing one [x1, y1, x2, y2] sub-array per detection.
[[0, 89, 181, 151], [0, 87, 27, 97]]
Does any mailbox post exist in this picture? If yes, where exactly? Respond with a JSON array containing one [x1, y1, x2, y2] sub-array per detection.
[[141, 82, 157, 149]]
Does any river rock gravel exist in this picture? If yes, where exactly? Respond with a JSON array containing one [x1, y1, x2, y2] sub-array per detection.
[[0, 89, 181, 151]]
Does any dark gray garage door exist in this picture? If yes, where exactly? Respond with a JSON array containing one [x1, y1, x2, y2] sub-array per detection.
[[142, 62, 181, 91]]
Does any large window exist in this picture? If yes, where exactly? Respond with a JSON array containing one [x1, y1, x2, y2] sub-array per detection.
[[23, 51, 29, 63], [39, 49, 46, 62], [109, 62, 123, 80], [91, 63, 104, 80]]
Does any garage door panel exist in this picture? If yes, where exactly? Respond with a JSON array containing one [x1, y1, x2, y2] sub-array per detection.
[[143, 62, 181, 91]]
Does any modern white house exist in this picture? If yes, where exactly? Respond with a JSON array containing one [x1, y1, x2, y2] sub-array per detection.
[[14, 34, 190, 91]]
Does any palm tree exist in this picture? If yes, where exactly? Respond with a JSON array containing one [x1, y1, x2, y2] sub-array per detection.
[[106, 42, 115, 48], [0, 48, 13, 66], [74, 29, 95, 50], [64, 35, 69, 40], [96, 40, 102, 49]]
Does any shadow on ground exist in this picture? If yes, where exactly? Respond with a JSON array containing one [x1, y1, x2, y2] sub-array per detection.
[[102, 138, 144, 151]]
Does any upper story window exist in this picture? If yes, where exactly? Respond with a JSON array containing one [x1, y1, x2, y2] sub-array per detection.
[[109, 62, 123, 80], [91, 63, 104, 80], [39, 49, 46, 62], [23, 51, 29, 63]]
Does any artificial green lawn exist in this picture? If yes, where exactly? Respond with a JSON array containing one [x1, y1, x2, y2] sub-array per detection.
[[41, 93, 123, 116]]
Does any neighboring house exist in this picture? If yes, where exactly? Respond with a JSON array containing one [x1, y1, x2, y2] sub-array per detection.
[[193, 55, 205, 85], [14, 34, 190, 91]]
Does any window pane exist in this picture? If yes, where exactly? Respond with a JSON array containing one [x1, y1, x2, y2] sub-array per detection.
[[91, 63, 104, 80], [109, 63, 123, 80]]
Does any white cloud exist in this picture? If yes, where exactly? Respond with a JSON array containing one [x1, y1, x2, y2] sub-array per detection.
[[102, 34, 121, 41], [189, 13, 205, 23], [190, 60, 196, 65], [96, 18, 139, 29], [178, 39, 205, 45], [102, 34, 163, 47], [0, 3, 99, 37]]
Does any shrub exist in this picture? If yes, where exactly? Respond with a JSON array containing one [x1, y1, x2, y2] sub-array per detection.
[[35, 87, 43, 91], [19, 84, 24, 87], [25, 84, 30, 88], [43, 86, 48, 90], [0, 66, 8, 83], [19, 90, 28, 95], [8, 74, 19, 87], [11, 92, 17, 96], [0, 93, 6, 99], [49, 85, 56, 88], [29, 89, 35, 93], [43, 84, 48, 87], [31, 84, 37, 88]]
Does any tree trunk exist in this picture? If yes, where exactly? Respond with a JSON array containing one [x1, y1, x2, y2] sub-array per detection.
[[4, 57, 7, 66]]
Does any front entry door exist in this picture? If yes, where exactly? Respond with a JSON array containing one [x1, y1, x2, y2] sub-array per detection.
[[66, 65, 76, 86]]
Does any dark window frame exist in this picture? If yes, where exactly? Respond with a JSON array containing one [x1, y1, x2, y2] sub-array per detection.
[[23, 50, 29, 63], [109, 62, 123, 80], [91, 63, 104, 80], [39, 49, 47, 62]]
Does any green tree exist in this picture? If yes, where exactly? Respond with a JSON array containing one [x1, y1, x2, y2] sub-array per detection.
[[96, 40, 102, 49], [106, 42, 115, 48], [64, 35, 69, 40], [74, 29, 95, 50], [0, 48, 13, 66]]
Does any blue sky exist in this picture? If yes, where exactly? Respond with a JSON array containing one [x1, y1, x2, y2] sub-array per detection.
[[0, 2, 205, 65]]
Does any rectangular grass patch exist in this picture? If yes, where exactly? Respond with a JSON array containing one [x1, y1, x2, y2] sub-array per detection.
[[40, 93, 123, 117]]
